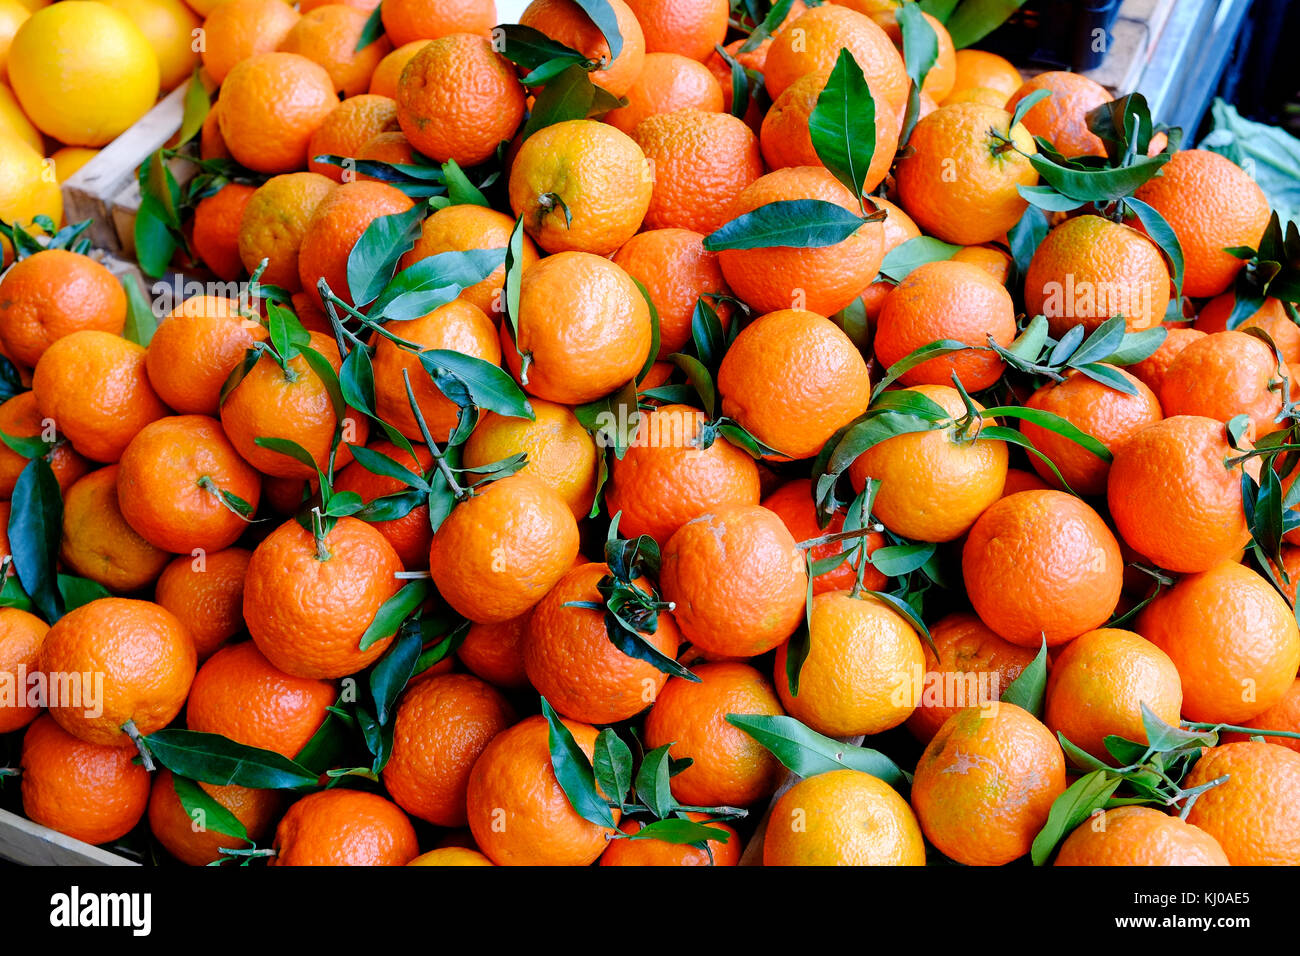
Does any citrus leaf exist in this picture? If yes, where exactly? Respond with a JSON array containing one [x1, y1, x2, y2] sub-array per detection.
[[494, 25, 591, 81], [1000, 639, 1048, 716], [1102, 325, 1167, 365], [871, 337, 971, 397], [418, 349, 533, 419], [1028, 151, 1170, 203], [56, 574, 110, 613], [347, 203, 427, 307], [944, 0, 1030, 48], [178, 67, 210, 146], [703, 199, 868, 251], [897, 2, 938, 143], [738, 0, 795, 52], [370, 624, 423, 726], [441, 159, 489, 207], [121, 274, 158, 346], [369, 248, 503, 320], [359, 580, 428, 651], [8, 457, 61, 622], [354, 2, 385, 51], [522, 63, 624, 138], [1123, 196, 1185, 299], [625, 817, 732, 847], [349, 444, 430, 492], [1030, 770, 1121, 865], [593, 728, 633, 808], [172, 774, 249, 844], [572, 0, 623, 60], [541, 697, 616, 828], [1008, 205, 1050, 281], [726, 714, 909, 788], [144, 730, 320, 790], [1008, 87, 1051, 132], [1017, 184, 1085, 212], [878, 235, 962, 282], [635, 744, 677, 818], [981, 405, 1112, 462], [808, 48, 876, 204]]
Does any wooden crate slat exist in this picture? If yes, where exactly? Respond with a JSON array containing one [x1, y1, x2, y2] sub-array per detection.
[[0, 808, 137, 866]]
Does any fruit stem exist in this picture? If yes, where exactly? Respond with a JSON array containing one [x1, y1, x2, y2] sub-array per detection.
[[794, 524, 885, 551], [0, 767, 20, 778], [310, 508, 332, 562], [121, 719, 156, 772], [1180, 721, 1300, 741], [401, 370, 470, 500]]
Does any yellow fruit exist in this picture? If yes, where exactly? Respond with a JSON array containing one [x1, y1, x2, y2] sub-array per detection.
[[101, 0, 202, 91], [0, 130, 60, 242], [0, 0, 30, 78], [0, 82, 40, 152], [50, 146, 98, 182]]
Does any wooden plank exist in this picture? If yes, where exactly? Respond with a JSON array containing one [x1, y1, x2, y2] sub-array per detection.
[[0, 808, 136, 866]]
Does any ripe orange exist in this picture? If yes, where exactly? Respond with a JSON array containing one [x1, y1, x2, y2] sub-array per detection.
[[59, 465, 172, 592], [200, 107, 231, 160], [306, 93, 399, 182], [297, 179, 414, 307], [198, 0, 300, 84], [601, 812, 741, 866], [1159, 330, 1286, 437], [604, 52, 723, 134], [147, 769, 280, 866], [518, 0, 645, 97], [1007, 71, 1113, 159], [0, 391, 90, 497], [408, 847, 494, 866], [1053, 806, 1230, 866], [1183, 742, 1300, 865], [333, 439, 435, 568], [381, 0, 492, 46], [945, 48, 1022, 101], [272, 789, 418, 865], [154, 547, 252, 661], [457, 615, 529, 689], [624, 0, 727, 63], [1128, 325, 1205, 397], [191, 183, 256, 281], [216, 52, 339, 175], [145, 294, 266, 416], [279, 3, 390, 96], [0, 607, 48, 734], [1221, 679, 1300, 753], [643, 661, 785, 807], [763, 5, 907, 110], [367, 39, 425, 98], [1194, 295, 1300, 364], [1001, 466, 1050, 496], [762, 478, 887, 595], [356, 129, 418, 173], [237, 171, 336, 291], [611, 228, 730, 357], [0, 249, 127, 369]]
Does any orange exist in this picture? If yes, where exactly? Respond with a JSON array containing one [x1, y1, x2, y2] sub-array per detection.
[[186, 640, 335, 758], [762, 478, 887, 595], [306, 94, 399, 182], [1159, 330, 1287, 437], [605, 404, 761, 544], [101, 0, 201, 91], [457, 614, 529, 689], [278, 4, 391, 97], [198, 0, 299, 84], [356, 129, 418, 173], [1054, 806, 1230, 866], [659, 503, 806, 658], [191, 183, 257, 281], [643, 661, 785, 807], [1128, 325, 1205, 397], [49, 145, 100, 183], [244, 516, 402, 678], [504, 251, 652, 404], [0, 249, 127, 369], [461, 400, 598, 518], [59, 466, 172, 592], [604, 51, 724, 134], [0, 607, 48, 734], [39, 597, 195, 746], [382, 673, 515, 826], [873, 258, 1017, 391], [333, 439, 435, 568], [200, 107, 231, 160], [1195, 294, 1300, 364], [1044, 628, 1183, 759], [408, 847, 495, 866], [704, 37, 769, 125], [148, 770, 280, 866], [1183, 742, 1300, 865], [943, 85, 1010, 108], [1137, 560, 1300, 724], [1133, 149, 1271, 298], [774, 590, 925, 737], [428, 472, 580, 624], [0, 391, 91, 497], [963, 490, 1123, 647], [1021, 366, 1162, 496], [509, 119, 652, 255], [912, 703, 1066, 866], [395, 33, 525, 167], [368, 39, 425, 98], [145, 294, 267, 416], [237, 171, 336, 291], [216, 52, 339, 175], [272, 789, 418, 865], [624, 0, 727, 63], [764, 5, 907, 110], [611, 228, 730, 357], [764, 768, 925, 866], [1221, 679, 1300, 753], [882, 11, 954, 101], [1025, 214, 1172, 336], [895, 102, 1037, 245], [945, 48, 1022, 101], [297, 179, 414, 307], [518, 0, 645, 97], [601, 812, 741, 866], [20, 714, 151, 845], [1001, 466, 1051, 496], [1107, 415, 1259, 573], [154, 547, 252, 661], [466, 713, 619, 866], [849, 384, 1009, 543], [1007, 71, 1113, 159], [716, 166, 884, 316], [381, 0, 492, 46]]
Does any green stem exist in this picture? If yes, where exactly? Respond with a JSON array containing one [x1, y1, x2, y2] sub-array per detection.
[[121, 719, 156, 772], [795, 524, 883, 551], [1181, 721, 1300, 741], [310, 508, 331, 562], [401, 370, 468, 499]]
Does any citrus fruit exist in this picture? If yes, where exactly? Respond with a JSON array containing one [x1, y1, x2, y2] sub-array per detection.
[[380, 0, 492, 45], [332, 439, 435, 568], [306, 93, 399, 182], [1054, 806, 1230, 866], [145, 294, 266, 416], [154, 547, 251, 661], [0, 249, 127, 369], [59, 465, 172, 592], [198, 0, 300, 84], [271, 789, 418, 865], [237, 172, 336, 291], [1183, 742, 1300, 865], [1006, 71, 1114, 159], [0, 607, 48, 734], [604, 51, 724, 134], [148, 770, 280, 866], [1159, 330, 1287, 437], [216, 52, 338, 174], [297, 179, 414, 308], [517, 0, 645, 97], [278, 3, 391, 97], [0, 391, 90, 497]]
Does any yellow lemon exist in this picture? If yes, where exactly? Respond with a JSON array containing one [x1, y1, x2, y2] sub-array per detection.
[[13, 0, 48, 11], [8, 1, 160, 146], [101, 0, 201, 91], [0, 0, 30, 77], [407, 847, 494, 866], [51, 145, 99, 182], [0, 81, 39, 152], [0, 130, 61, 264]]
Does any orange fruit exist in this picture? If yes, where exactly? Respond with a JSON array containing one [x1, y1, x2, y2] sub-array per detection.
[[20, 714, 151, 845], [0, 390, 90, 497], [762, 478, 887, 595], [849, 384, 1009, 543], [601, 812, 741, 866], [945, 48, 1022, 102], [147, 769, 280, 866], [272, 789, 418, 865], [509, 119, 652, 255], [395, 32, 525, 167], [518, 0, 645, 97], [504, 251, 652, 404], [1107, 415, 1259, 574], [39, 597, 195, 746], [382, 672, 515, 826], [1160, 330, 1287, 437], [1020, 366, 1162, 496], [145, 294, 266, 416], [191, 183, 256, 281], [1000, 466, 1051, 496], [0, 607, 48, 734], [1183, 742, 1300, 865], [1128, 324, 1205, 397], [368, 39, 425, 98], [154, 547, 252, 661], [1133, 149, 1271, 298], [216, 52, 339, 175], [356, 129, 418, 173], [1137, 559, 1300, 724], [604, 51, 724, 134], [605, 404, 761, 544], [611, 228, 730, 357], [200, 106, 231, 160], [963, 490, 1123, 647], [198, 0, 300, 84], [306, 93, 399, 182], [59, 465, 172, 592], [624, 0, 727, 63], [408, 847, 495, 865], [716, 166, 884, 316], [1007, 71, 1113, 159], [704, 37, 769, 125], [884, 11, 954, 101], [0, 249, 127, 369], [466, 713, 619, 866], [659, 503, 806, 658], [457, 614, 529, 689], [279, 3, 390, 96], [895, 102, 1037, 245], [643, 661, 785, 807], [1195, 294, 1300, 364], [333, 439, 435, 568], [1221, 679, 1300, 753], [764, 5, 907, 109], [297, 179, 414, 308], [428, 472, 580, 623], [1053, 806, 1230, 866], [381, 0, 492, 45], [942, 85, 1007, 108], [185, 640, 335, 758], [764, 768, 926, 866], [912, 703, 1066, 866], [244, 516, 402, 678], [237, 171, 336, 291]]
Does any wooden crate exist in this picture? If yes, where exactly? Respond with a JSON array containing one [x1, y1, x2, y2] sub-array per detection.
[[0, 808, 136, 867]]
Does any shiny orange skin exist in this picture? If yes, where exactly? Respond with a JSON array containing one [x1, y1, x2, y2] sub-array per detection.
[[963, 490, 1123, 648], [604, 52, 724, 134], [518, 0, 645, 97], [874, 259, 1016, 392], [457, 614, 529, 689], [952, 244, 1013, 284], [945, 48, 1022, 101], [237, 171, 336, 291], [1221, 679, 1300, 753], [200, 107, 231, 160], [1054, 806, 1230, 866], [1128, 325, 1206, 398], [1001, 467, 1051, 496], [333, 439, 434, 569], [148, 770, 280, 866], [185, 640, 335, 758], [912, 703, 1066, 866], [146, 294, 267, 415], [1137, 560, 1300, 724], [408, 847, 494, 865], [1195, 295, 1300, 364], [764, 5, 907, 109], [428, 472, 580, 624], [504, 251, 652, 405], [1133, 149, 1272, 298], [1107, 415, 1259, 574], [1021, 366, 1163, 496], [368, 40, 426, 98], [39, 597, 196, 746], [1160, 330, 1287, 437], [306, 94, 399, 182], [380, 0, 492, 45], [216, 52, 339, 174], [395, 33, 525, 166], [154, 547, 252, 661], [1183, 742, 1300, 865], [466, 714, 619, 866], [716, 166, 884, 316], [718, 309, 871, 461], [278, 4, 390, 97], [905, 612, 1038, 744], [20, 715, 151, 845], [272, 789, 419, 866], [0, 607, 49, 733], [600, 812, 741, 866], [116, 415, 262, 554], [0, 248, 127, 369], [762, 478, 887, 595], [659, 504, 807, 659], [611, 228, 730, 357], [297, 179, 414, 308], [198, 0, 300, 84], [244, 516, 402, 679], [355, 130, 419, 175], [59, 465, 172, 592], [191, 182, 256, 280], [382, 673, 515, 827], [624, 0, 727, 62], [605, 404, 761, 544], [0, 390, 90, 497], [1007, 71, 1113, 159]]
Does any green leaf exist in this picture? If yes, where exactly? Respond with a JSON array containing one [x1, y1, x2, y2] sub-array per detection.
[[134, 191, 179, 279], [739, 0, 795, 52], [120, 275, 158, 346], [1000, 639, 1048, 716], [253, 436, 323, 478], [572, 0, 623, 60], [442, 159, 489, 207], [1029, 151, 1170, 204], [867, 543, 934, 578], [1123, 196, 1185, 299], [494, 25, 591, 82], [981, 405, 1113, 462], [1008, 205, 1050, 281], [872, 338, 971, 397], [626, 817, 733, 847], [702, 199, 868, 251], [178, 68, 210, 146], [354, 2, 386, 52], [541, 697, 616, 828], [359, 580, 428, 651], [1103, 325, 1167, 366], [1030, 770, 1122, 865], [522, 64, 624, 139], [712, 41, 751, 119], [727, 714, 909, 787], [575, 379, 639, 459], [418, 349, 533, 420], [1018, 184, 1085, 212], [603, 605, 697, 681], [1007, 314, 1050, 362], [878, 235, 962, 282], [689, 297, 727, 369], [630, 277, 660, 385], [945, 0, 1030, 49], [1140, 702, 1219, 752], [369, 248, 504, 320], [144, 730, 320, 790], [349, 444, 429, 492], [593, 728, 633, 808], [669, 352, 716, 419], [370, 625, 423, 726], [635, 744, 678, 818], [347, 203, 427, 307], [1066, 316, 1128, 368], [897, 2, 939, 143], [808, 48, 876, 204], [8, 457, 61, 622], [1009, 87, 1051, 132], [171, 774, 249, 844], [56, 574, 110, 613]]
